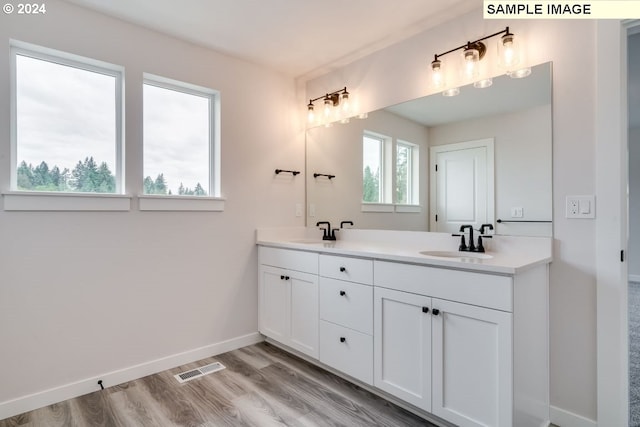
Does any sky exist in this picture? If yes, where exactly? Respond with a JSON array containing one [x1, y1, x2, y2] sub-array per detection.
[[16, 54, 210, 195]]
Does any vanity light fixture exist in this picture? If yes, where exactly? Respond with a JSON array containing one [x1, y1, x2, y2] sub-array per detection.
[[306, 87, 352, 126], [429, 26, 530, 96]]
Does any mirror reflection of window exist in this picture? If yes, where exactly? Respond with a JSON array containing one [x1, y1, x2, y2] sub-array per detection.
[[396, 141, 419, 205], [363, 134, 383, 203]]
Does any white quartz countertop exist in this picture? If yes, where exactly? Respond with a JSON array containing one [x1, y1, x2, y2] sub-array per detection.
[[256, 227, 553, 275]]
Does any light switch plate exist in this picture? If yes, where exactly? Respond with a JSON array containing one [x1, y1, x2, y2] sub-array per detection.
[[566, 195, 595, 219]]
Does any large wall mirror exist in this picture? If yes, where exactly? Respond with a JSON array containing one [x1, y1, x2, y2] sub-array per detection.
[[306, 62, 552, 236]]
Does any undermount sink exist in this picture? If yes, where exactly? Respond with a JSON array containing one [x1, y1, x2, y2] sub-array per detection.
[[419, 250, 493, 260]]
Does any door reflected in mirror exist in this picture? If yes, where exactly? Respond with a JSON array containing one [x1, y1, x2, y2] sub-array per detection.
[[305, 62, 552, 237]]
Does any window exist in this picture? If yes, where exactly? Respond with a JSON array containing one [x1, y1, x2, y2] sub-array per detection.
[[362, 132, 420, 210], [396, 141, 419, 205], [11, 43, 123, 194], [143, 75, 219, 198], [362, 134, 383, 203]]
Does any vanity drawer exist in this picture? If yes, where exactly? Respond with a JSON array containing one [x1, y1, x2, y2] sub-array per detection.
[[319, 320, 373, 385], [319, 277, 373, 335], [259, 246, 318, 274], [319, 254, 373, 284], [374, 261, 513, 312]]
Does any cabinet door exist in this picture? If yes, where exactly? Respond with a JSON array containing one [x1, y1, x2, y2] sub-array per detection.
[[289, 271, 319, 358], [374, 287, 432, 411], [259, 266, 290, 343], [431, 299, 513, 427]]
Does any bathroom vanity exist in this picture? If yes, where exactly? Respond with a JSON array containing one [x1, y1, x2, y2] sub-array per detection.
[[256, 227, 551, 427]]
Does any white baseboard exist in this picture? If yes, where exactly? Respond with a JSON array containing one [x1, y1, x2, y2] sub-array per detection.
[[629, 274, 640, 283], [550, 405, 597, 427], [0, 332, 263, 420]]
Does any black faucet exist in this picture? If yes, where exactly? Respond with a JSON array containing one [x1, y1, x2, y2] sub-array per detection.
[[340, 221, 354, 229], [476, 223, 494, 253], [316, 221, 336, 241], [458, 225, 476, 252]]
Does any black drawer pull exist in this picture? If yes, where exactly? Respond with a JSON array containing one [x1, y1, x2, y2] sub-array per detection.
[[422, 306, 429, 313], [339, 290, 346, 296], [339, 266, 346, 272], [340, 337, 346, 343], [432, 308, 440, 316]]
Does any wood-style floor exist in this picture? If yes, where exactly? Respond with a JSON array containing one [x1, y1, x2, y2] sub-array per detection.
[[0, 342, 435, 426]]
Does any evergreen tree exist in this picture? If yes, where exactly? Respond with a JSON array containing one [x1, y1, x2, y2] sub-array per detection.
[[143, 176, 155, 194], [396, 148, 408, 204], [17, 161, 34, 190], [194, 183, 206, 196], [33, 161, 52, 188], [154, 173, 167, 195], [363, 166, 380, 202], [96, 162, 116, 193]]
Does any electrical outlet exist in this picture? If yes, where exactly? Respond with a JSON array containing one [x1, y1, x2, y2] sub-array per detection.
[[295, 203, 303, 217], [566, 195, 595, 218], [309, 203, 316, 217]]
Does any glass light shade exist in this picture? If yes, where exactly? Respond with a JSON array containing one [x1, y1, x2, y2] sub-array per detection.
[[498, 33, 521, 71], [307, 103, 315, 124], [508, 67, 532, 79], [323, 97, 332, 118], [462, 47, 480, 81], [474, 78, 493, 89], [442, 87, 460, 97], [430, 59, 445, 89], [341, 92, 350, 113]]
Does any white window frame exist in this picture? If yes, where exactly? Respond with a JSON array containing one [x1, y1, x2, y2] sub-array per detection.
[[5, 40, 129, 211], [139, 74, 224, 212], [396, 140, 420, 207]]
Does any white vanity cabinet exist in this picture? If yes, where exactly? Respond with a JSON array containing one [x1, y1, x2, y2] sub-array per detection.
[[257, 240, 549, 427], [258, 246, 319, 358], [374, 260, 542, 427], [318, 254, 374, 384]]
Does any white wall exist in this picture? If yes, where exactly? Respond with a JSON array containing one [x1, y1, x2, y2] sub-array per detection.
[[429, 104, 553, 237], [0, 0, 304, 416], [304, 11, 598, 424]]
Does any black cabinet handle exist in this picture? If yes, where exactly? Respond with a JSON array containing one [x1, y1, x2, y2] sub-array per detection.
[[339, 266, 346, 272], [340, 337, 346, 343], [280, 275, 284, 280], [339, 290, 346, 296], [422, 306, 429, 313], [432, 309, 440, 316]]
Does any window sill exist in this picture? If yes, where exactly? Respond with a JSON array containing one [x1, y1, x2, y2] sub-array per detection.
[[361, 203, 421, 213], [138, 195, 225, 211], [395, 204, 421, 213], [361, 203, 394, 213], [2, 191, 131, 211]]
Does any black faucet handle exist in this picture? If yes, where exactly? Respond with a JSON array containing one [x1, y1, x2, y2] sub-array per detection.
[[452, 233, 468, 251], [479, 223, 494, 235]]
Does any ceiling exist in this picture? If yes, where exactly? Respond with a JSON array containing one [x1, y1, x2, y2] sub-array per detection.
[[63, 0, 478, 78]]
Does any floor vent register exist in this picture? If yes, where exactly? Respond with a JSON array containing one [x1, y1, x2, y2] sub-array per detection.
[[174, 361, 226, 383]]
